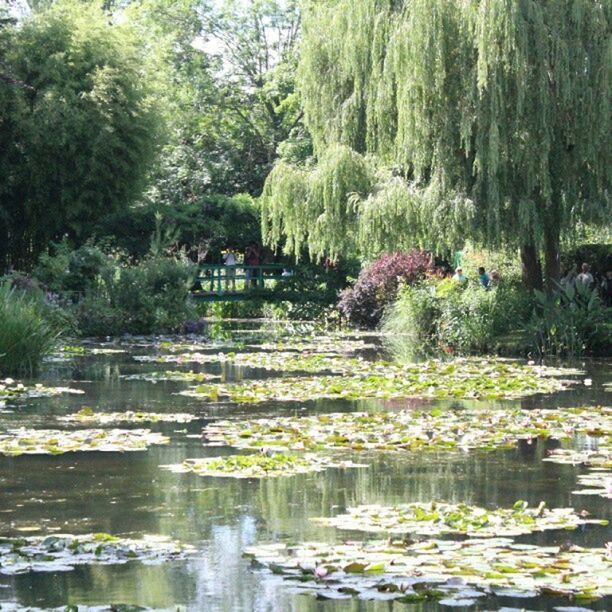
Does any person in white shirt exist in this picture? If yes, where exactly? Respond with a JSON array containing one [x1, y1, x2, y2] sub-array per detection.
[[576, 262, 594, 289], [452, 266, 467, 283], [222, 249, 237, 290]]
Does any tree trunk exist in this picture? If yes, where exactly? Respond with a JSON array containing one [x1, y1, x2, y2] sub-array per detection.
[[520, 244, 543, 291], [543, 225, 561, 291]]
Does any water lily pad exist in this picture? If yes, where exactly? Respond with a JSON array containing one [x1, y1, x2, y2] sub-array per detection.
[[161, 452, 367, 479], [122, 370, 220, 383], [0, 428, 169, 456], [58, 408, 201, 425], [312, 501, 607, 537], [201, 406, 611, 455], [544, 448, 612, 499], [180, 359, 573, 402], [0, 533, 193, 575], [244, 538, 612, 602], [0, 379, 84, 401]]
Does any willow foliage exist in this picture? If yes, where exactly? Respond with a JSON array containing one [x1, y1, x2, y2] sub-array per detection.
[[262, 0, 610, 267]]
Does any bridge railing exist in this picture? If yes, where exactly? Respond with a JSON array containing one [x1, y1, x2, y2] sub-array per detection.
[[192, 264, 293, 298]]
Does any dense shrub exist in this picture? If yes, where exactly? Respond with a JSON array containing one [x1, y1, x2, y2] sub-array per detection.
[[76, 255, 196, 336], [33, 244, 196, 336], [526, 283, 611, 357], [383, 278, 533, 359], [338, 251, 439, 328], [0, 284, 61, 374]]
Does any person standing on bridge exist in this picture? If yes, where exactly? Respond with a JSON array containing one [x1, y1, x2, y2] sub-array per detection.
[[244, 243, 261, 289], [222, 248, 237, 291]]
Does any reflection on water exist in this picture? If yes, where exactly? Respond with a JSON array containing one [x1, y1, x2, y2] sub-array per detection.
[[0, 323, 610, 610]]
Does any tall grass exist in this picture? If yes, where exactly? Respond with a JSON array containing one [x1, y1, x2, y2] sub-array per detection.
[[0, 284, 59, 375]]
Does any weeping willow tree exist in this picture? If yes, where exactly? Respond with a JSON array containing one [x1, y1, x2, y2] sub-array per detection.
[[260, 0, 610, 287]]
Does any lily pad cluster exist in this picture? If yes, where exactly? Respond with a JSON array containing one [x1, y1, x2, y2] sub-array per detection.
[[312, 500, 607, 537], [201, 406, 611, 454], [0, 532, 193, 575], [0, 428, 169, 456], [161, 453, 366, 479], [245, 538, 612, 602], [544, 447, 612, 499], [59, 345, 126, 356], [136, 351, 362, 374], [122, 370, 219, 383], [181, 359, 572, 403], [0, 379, 84, 401], [58, 408, 201, 425]]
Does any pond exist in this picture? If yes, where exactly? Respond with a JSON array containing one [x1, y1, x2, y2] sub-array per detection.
[[0, 321, 610, 611]]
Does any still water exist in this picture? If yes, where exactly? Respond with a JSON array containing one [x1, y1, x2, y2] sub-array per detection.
[[0, 322, 610, 611]]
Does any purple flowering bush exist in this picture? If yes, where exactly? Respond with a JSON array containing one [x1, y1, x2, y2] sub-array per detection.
[[338, 250, 439, 328]]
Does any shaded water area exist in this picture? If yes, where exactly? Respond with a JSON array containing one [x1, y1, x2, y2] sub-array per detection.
[[0, 321, 610, 611]]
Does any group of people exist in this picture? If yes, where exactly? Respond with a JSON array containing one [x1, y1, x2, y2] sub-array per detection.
[[451, 266, 500, 289], [221, 244, 261, 290], [562, 263, 612, 307], [451, 261, 612, 306]]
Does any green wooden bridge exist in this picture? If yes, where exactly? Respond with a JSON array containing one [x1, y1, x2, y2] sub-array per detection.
[[191, 264, 293, 301]]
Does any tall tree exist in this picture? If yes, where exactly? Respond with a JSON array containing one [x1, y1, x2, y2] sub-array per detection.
[[0, 0, 161, 269], [261, 0, 610, 287]]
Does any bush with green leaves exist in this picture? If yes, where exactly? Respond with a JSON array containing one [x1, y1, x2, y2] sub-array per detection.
[[0, 284, 62, 374], [384, 278, 533, 359], [526, 283, 611, 358]]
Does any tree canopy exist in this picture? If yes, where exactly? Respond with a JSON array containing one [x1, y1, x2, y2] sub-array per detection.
[[261, 0, 610, 285], [0, 0, 161, 268]]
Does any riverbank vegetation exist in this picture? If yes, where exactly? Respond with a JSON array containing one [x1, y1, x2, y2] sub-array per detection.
[[0, 0, 609, 373]]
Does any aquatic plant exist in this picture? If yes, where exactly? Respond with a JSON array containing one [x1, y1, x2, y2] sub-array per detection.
[[0, 428, 169, 456], [122, 370, 220, 383], [544, 447, 611, 499], [162, 453, 366, 479], [245, 538, 612, 602], [58, 408, 201, 425], [312, 500, 607, 537], [0, 379, 84, 401], [0, 533, 193, 575], [201, 406, 611, 455], [182, 359, 573, 403]]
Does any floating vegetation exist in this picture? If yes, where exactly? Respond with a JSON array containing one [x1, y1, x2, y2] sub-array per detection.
[[122, 370, 220, 383], [162, 453, 366, 479], [136, 351, 363, 373], [58, 408, 200, 425], [0, 379, 84, 401], [544, 448, 612, 499], [202, 406, 611, 454], [312, 500, 607, 537], [0, 532, 193, 575], [0, 428, 169, 456], [181, 359, 573, 402], [59, 345, 126, 356], [245, 538, 612, 602]]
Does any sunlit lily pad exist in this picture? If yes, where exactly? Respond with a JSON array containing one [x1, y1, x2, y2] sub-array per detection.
[[201, 406, 610, 454], [161, 452, 366, 479], [122, 370, 220, 383], [0, 379, 84, 400], [0, 533, 193, 575], [135, 351, 362, 374], [244, 538, 612, 601], [0, 428, 169, 456], [59, 345, 126, 356], [58, 408, 201, 425], [312, 500, 607, 537], [544, 447, 612, 499], [177, 359, 572, 401]]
